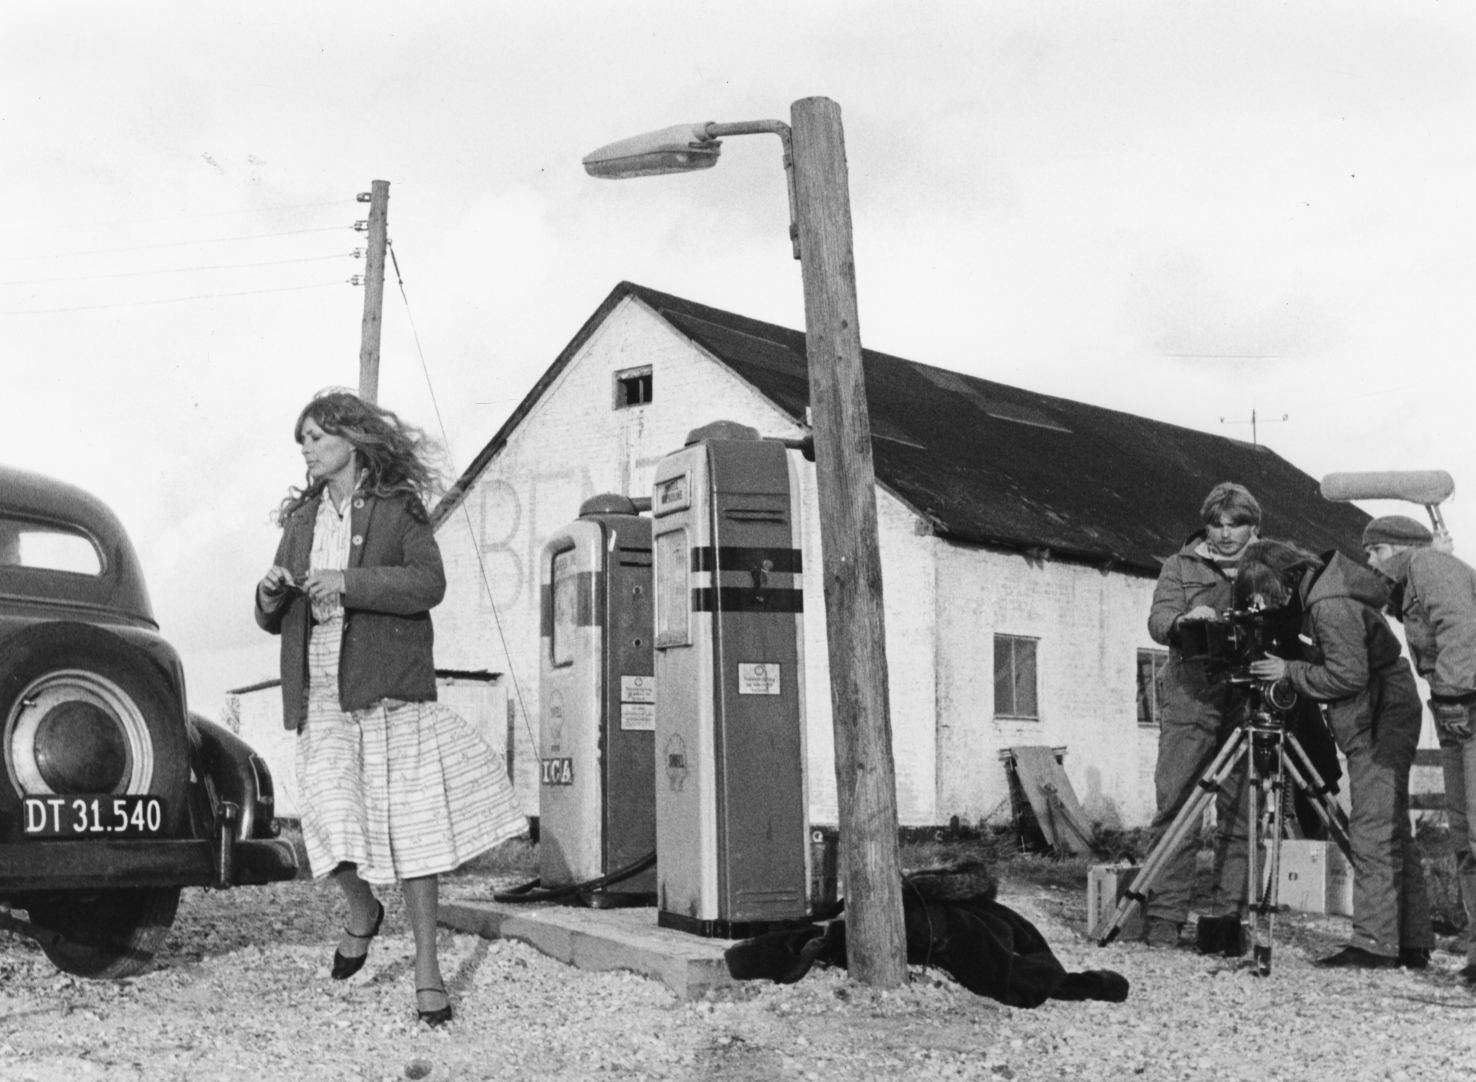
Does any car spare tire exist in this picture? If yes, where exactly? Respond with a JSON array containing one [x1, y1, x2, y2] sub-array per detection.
[[0, 622, 190, 839]]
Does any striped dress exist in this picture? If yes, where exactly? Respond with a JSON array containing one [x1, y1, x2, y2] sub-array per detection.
[[295, 492, 523, 884]]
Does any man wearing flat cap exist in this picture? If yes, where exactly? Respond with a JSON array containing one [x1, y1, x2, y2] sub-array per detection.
[[1365, 514, 1476, 988]]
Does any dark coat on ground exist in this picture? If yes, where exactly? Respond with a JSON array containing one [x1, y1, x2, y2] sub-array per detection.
[[724, 862, 1128, 1009], [255, 491, 445, 729]]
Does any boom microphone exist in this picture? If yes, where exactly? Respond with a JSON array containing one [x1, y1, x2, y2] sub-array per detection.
[[1319, 471, 1454, 505], [1320, 470, 1455, 552]]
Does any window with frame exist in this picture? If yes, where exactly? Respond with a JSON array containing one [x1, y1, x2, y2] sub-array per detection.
[[614, 366, 653, 408], [1136, 648, 1169, 726], [993, 635, 1038, 719], [0, 516, 102, 575]]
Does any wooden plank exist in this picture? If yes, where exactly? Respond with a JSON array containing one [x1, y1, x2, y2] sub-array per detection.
[[1007, 746, 1096, 856]]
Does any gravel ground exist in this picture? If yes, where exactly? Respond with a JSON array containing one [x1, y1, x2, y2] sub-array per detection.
[[3, 859, 1475, 1082]]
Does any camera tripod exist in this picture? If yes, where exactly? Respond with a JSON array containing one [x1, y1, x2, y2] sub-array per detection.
[[1096, 678, 1353, 976]]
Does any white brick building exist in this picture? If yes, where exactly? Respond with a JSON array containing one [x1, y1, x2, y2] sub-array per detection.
[[431, 283, 1371, 830]]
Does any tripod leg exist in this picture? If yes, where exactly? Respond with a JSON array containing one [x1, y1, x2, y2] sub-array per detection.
[[1245, 731, 1262, 967], [1251, 738, 1289, 976], [1097, 730, 1249, 945], [1284, 733, 1353, 860]]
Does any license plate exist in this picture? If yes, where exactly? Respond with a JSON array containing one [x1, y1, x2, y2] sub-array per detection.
[[22, 795, 165, 838]]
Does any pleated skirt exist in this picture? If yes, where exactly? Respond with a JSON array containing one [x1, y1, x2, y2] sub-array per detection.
[[296, 617, 524, 884]]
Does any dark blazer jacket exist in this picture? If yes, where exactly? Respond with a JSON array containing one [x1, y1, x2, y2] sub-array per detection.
[[255, 491, 446, 729]]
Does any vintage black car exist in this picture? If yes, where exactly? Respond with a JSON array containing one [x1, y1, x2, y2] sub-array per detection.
[[0, 464, 297, 977]]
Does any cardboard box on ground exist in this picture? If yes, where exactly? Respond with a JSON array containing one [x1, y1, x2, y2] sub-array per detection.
[[1086, 863, 1142, 940], [1086, 841, 1352, 938], [1264, 840, 1353, 918]]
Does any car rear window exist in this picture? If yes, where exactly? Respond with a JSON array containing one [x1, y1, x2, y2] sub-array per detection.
[[0, 516, 103, 576]]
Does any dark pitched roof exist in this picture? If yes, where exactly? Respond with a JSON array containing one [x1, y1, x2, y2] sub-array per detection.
[[437, 281, 1370, 575]]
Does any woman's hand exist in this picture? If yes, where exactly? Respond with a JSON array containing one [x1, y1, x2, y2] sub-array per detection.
[[305, 569, 346, 607], [257, 565, 297, 611], [1183, 605, 1219, 622], [1249, 655, 1288, 681]]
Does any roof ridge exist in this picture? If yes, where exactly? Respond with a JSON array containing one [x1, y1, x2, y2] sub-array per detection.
[[431, 281, 1367, 572]]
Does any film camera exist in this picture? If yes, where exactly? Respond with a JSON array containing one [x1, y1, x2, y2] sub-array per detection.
[[1177, 602, 1301, 710]]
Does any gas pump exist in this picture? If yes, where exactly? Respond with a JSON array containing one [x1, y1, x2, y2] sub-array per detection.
[[536, 494, 656, 903], [651, 421, 809, 937]]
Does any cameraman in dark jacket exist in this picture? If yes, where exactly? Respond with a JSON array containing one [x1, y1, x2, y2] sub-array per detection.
[[1363, 515, 1476, 986], [1246, 540, 1433, 969], [1143, 482, 1260, 946]]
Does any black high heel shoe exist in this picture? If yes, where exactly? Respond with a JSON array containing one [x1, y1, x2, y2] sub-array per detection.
[[331, 899, 384, 980], [416, 986, 453, 1028]]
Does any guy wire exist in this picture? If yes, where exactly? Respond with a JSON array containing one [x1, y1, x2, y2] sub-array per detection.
[[386, 241, 538, 756]]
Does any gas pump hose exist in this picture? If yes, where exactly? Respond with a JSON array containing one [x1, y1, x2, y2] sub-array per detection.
[[492, 849, 656, 904]]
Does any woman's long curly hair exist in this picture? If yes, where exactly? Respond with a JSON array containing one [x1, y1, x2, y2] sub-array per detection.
[[276, 390, 444, 524]]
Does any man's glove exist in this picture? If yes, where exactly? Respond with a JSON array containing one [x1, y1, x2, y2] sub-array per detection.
[[1431, 701, 1474, 746]]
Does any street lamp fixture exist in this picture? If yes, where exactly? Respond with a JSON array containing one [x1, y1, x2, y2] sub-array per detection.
[[584, 120, 799, 259]]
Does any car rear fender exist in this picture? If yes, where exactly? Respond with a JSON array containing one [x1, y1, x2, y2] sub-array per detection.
[[188, 714, 279, 842]]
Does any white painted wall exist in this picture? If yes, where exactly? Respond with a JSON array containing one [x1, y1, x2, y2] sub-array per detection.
[[933, 542, 1163, 830], [788, 463, 941, 827]]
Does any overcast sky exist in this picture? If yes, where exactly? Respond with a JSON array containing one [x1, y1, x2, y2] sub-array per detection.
[[2, 2, 1471, 716]]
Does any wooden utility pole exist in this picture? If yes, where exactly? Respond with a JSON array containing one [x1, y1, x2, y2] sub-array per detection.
[[357, 179, 390, 404], [789, 96, 907, 988]]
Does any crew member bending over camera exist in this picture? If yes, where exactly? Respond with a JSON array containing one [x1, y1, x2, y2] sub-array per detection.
[[1244, 540, 1433, 970], [1143, 482, 1260, 947], [1363, 515, 1476, 987]]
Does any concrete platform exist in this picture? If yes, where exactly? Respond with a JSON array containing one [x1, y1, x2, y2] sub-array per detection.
[[438, 899, 740, 1000]]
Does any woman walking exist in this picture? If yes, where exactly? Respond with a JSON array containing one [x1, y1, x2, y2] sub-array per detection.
[[256, 389, 523, 1026]]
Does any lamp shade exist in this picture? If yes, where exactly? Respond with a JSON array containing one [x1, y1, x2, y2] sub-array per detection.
[[583, 123, 721, 179]]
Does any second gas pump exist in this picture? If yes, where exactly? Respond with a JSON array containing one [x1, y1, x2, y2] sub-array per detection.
[[537, 494, 657, 903]]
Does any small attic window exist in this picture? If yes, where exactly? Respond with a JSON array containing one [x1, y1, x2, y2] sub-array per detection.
[[614, 366, 653, 409]]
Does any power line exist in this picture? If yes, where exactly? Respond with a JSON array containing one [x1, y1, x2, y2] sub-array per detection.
[[69, 200, 349, 229], [0, 280, 347, 316], [0, 252, 352, 287], [0, 226, 349, 264]]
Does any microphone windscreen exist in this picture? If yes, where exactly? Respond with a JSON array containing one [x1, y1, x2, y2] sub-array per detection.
[[1320, 470, 1454, 504]]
